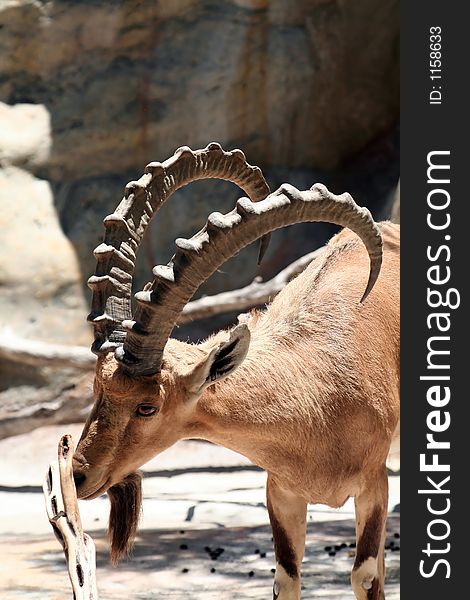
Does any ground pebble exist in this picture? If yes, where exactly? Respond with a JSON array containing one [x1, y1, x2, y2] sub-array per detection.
[[328, 551, 336, 557], [248, 571, 254, 577], [260, 552, 266, 558], [180, 544, 188, 550], [324, 546, 332, 552], [182, 568, 189, 573]]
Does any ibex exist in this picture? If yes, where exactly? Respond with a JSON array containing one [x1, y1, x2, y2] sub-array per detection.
[[73, 143, 400, 600]]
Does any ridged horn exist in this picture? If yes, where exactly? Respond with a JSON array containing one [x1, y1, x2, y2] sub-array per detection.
[[117, 182, 383, 376], [87, 143, 271, 355]]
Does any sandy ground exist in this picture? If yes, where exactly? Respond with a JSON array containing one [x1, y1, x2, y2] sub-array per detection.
[[0, 424, 400, 599]]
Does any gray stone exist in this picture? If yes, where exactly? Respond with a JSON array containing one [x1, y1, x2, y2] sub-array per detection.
[[0, 165, 90, 345], [1, 0, 399, 307]]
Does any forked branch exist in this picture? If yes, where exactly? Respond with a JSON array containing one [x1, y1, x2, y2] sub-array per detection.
[[43, 435, 98, 600], [0, 247, 323, 370], [181, 246, 323, 322]]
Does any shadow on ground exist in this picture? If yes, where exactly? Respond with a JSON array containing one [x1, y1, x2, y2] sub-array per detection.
[[17, 516, 399, 599]]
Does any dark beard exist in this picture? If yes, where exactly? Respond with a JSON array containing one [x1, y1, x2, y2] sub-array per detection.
[[107, 471, 143, 565]]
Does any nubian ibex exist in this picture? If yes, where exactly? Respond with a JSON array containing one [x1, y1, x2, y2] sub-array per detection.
[[73, 143, 400, 600]]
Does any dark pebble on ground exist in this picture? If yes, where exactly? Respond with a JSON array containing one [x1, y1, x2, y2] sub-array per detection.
[[329, 551, 336, 557], [182, 568, 189, 573], [260, 552, 266, 558], [249, 571, 254, 577], [324, 546, 332, 552], [180, 544, 188, 550]]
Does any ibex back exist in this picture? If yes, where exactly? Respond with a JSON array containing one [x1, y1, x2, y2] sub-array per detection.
[[73, 143, 400, 600]]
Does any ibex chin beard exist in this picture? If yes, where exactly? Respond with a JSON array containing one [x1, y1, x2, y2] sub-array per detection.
[[107, 471, 143, 565]]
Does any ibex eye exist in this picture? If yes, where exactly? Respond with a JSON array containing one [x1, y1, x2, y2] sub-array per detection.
[[135, 404, 158, 417]]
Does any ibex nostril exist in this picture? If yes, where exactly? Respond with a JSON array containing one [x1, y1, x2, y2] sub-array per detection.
[[73, 472, 86, 488]]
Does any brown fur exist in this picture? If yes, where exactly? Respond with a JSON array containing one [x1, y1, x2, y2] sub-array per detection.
[[74, 222, 400, 598], [268, 507, 298, 579], [107, 472, 143, 565], [353, 505, 383, 568]]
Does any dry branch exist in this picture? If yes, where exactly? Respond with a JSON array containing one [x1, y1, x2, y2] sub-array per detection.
[[0, 333, 96, 369], [0, 372, 93, 440], [43, 434, 98, 599], [179, 247, 323, 322], [0, 248, 323, 370]]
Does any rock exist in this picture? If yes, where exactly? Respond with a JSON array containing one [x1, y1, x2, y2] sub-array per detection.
[[0, 165, 90, 345], [1, 0, 399, 175], [0, 99, 89, 346], [0, 101, 51, 169], [1, 0, 399, 303]]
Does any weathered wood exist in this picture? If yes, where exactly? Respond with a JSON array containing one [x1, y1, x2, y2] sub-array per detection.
[[0, 248, 323, 370], [179, 248, 323, 323], [0, 333, 95, 369], [0, 251, 324, 439], [0, 372, 94, 440], [43, 435, 98, 599]]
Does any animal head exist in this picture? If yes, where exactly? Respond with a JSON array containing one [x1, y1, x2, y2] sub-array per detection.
[[72, 142, 383, 562], [74, 324, 251, 501]]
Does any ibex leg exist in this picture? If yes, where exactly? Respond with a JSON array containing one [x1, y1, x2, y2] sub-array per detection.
[[267, 475, 307, 600], [351, 465, 388, 600]]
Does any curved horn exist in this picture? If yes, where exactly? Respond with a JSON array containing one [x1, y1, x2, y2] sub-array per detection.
[[88, 143, 270, 355], [117, 183, 383, 376]]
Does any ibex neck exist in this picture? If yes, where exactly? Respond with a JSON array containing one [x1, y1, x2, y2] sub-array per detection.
[[191, 327, 317, 466]]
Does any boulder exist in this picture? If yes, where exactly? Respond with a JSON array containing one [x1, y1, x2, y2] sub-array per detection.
[[0, 99, 90, 346], [0, 165, 90, 345]]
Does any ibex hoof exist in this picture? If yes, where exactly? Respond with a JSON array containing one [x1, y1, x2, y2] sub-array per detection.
[[362, 578, 373, 590], [273, 581, 280, 599]]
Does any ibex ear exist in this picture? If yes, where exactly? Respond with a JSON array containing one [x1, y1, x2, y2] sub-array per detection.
[[184, 324, 251, 396]]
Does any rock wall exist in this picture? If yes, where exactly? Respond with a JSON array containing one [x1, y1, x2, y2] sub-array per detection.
[[0, 0, 399, 350]]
